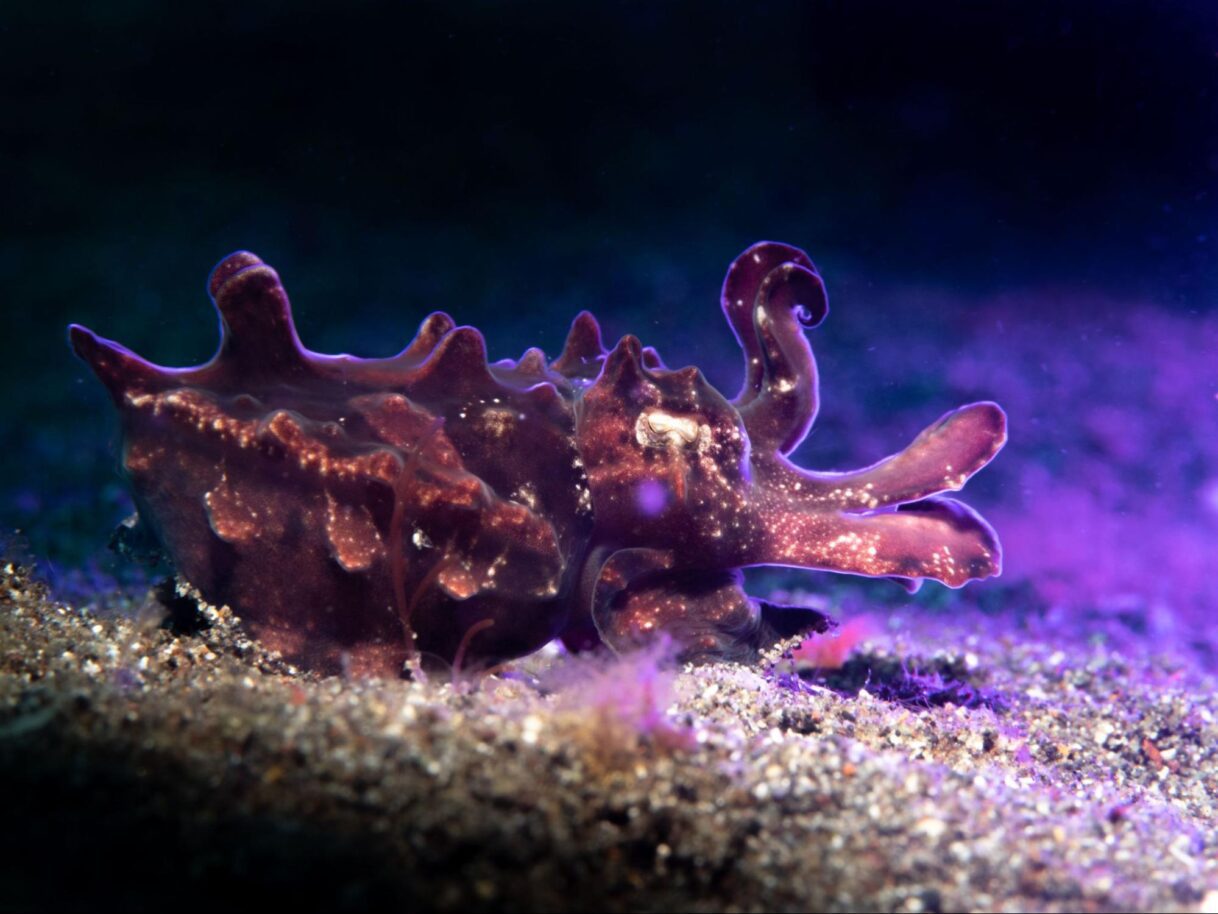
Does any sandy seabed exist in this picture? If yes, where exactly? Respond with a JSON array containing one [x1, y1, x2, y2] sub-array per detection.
[[2, 561, 1217, 913]]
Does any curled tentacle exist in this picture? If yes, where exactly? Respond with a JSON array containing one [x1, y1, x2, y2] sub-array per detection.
[[721, 242, 828, 455], [722, 241, 817, 409], [737, 259, 828, 455]]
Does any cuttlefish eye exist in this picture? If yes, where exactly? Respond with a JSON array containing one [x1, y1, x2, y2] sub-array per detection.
[[634, 408, 706, 449]]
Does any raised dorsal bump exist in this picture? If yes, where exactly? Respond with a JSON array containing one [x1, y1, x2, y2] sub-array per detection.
[[208, 251, 307, 376], [397, 312, 456, 365], [552, 311, 606, 378], [68, 324, 171, 401], [207, 250, 264, 299]]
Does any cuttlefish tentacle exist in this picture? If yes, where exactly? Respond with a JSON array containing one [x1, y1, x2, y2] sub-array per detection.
[[591, 548, 832, 660], [721, 240, 1005, 588], [737, 258, 828, 455], [769, 401, 1008, 511], [733, 400, 1006, 587], [740, 477, 1003, 588], [722, 242, 818, 405]]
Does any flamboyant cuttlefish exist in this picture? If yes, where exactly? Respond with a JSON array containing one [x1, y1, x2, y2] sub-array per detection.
[[69, 242, 1005, 676]]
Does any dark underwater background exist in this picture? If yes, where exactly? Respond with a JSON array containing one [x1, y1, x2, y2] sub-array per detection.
[[3, 0, 1216, 657]]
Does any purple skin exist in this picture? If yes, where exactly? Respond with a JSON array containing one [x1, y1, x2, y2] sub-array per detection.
[[68, 242, 1006, 677]]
